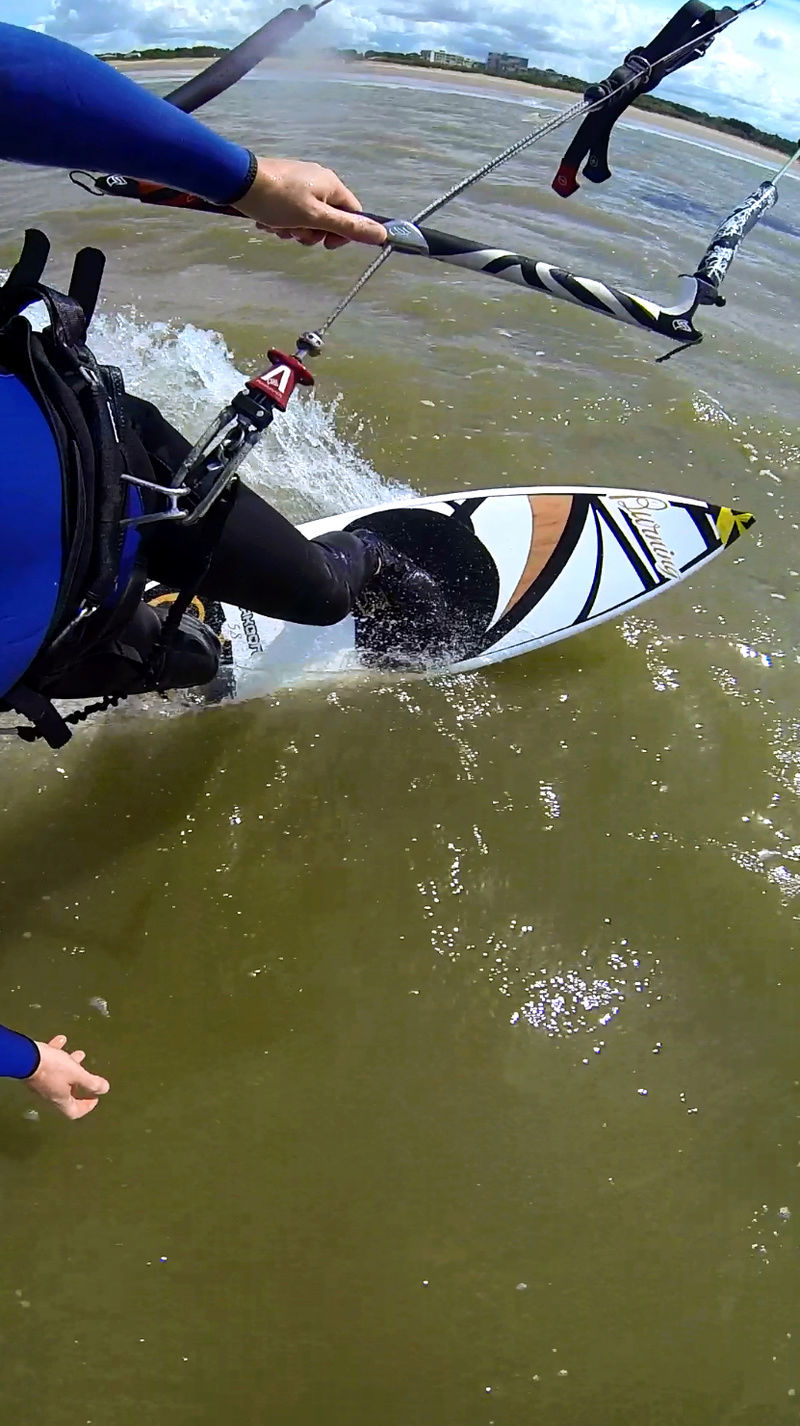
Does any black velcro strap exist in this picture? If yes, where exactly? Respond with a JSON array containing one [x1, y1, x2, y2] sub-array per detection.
[[0, 228, 93, 346], [79, 362, 129, 602], [0, 228, 51, 323], [69, 248, 106, 326], [39, 285, 90, 348]]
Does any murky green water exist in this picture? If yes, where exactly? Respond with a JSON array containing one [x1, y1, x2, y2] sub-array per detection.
[[1, 63, 799, 1424]]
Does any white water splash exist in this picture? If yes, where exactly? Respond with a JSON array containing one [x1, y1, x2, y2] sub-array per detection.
[[85, 307, 411, 522]]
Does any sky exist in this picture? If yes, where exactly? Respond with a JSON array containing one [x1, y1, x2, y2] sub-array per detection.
[[5, 0, 799, 136]]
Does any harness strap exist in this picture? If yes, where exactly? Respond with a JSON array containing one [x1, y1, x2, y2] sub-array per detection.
[[37, 284, 88, 348], [68, 247, 106, 326], [1, 230, 105, 343], [0, 229, 50, 323], [2, 684, 73, 748], [0, 232, 89, 348], [77, 361, 130, 603], [151, 482, 234, 683]]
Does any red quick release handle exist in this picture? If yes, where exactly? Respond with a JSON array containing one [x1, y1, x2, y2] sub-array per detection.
[[246, 350, 315, 413]]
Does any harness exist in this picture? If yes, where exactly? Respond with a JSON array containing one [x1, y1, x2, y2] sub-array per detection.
[[0, 229, 220, 748]]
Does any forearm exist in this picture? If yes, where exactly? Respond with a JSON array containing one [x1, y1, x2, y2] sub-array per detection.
[[0, 23, 253, 204], [0, 1023, 40, 1079]]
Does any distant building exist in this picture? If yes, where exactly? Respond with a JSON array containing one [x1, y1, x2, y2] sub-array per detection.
[[422, 49, 466, 67], [486, 51, 528, 76]]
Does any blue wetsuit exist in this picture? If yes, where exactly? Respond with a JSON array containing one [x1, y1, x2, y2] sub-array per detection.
[[0, 1024, 39, 1078], [0, 22, 254, 203]]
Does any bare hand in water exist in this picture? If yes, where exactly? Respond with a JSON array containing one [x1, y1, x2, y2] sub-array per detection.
[[28, 1035, 110, 1119]]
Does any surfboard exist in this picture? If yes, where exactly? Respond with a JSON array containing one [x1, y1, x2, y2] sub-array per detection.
[[145, 485, 755, 703]]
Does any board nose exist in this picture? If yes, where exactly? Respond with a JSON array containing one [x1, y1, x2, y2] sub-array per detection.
[[714, 507, 756, 546]]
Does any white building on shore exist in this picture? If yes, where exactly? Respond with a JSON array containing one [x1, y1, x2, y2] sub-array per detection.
[[420, 49, 472, 68]]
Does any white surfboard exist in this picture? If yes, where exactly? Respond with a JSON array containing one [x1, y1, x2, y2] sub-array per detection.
[[145, 485, 755, 702]]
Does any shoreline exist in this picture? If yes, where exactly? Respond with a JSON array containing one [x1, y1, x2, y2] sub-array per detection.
[[113, 55, 786, 168]]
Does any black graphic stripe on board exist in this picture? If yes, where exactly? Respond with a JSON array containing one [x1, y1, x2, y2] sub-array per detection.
[[575, 504, 605, 623], [685, 503, 722, 552], [480, 494, 590, 652], [598, 504, 662, 593], [484, 578, 684, 662], [447, 497, 485, 527], [681, 545, 721, 574], [617, 511, 670, 587]]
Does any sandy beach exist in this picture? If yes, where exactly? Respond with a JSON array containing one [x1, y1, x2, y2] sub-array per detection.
[[351, 61, 787, 167], [114, 54, 787, 169]]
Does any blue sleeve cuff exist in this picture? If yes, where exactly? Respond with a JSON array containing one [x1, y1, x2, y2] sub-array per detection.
[[0, 23, 254, 205], [0, 1024, 40, 1079]]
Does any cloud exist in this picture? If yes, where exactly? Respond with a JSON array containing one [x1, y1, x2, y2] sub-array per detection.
[[40, 0, 270, 48], [755, 27, 789, 50], [33, 0, 674, 62]]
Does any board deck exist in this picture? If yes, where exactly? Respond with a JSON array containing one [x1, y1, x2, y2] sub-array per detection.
[[145, 484, 755, 702]]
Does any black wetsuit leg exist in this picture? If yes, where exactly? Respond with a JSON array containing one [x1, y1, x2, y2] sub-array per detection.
[[126, 395, 374, 625]]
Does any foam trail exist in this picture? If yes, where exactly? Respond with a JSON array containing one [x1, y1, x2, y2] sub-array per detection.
[[87, 308, 412, 521]]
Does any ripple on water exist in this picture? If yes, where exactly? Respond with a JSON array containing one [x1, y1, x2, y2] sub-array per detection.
[[503, 938, 658, 1039]]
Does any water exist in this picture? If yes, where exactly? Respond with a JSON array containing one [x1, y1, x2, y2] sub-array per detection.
[[1, 62, 800, 1424]]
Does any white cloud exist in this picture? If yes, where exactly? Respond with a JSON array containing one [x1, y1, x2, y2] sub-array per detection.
[[755, 26, 789, 49], [40, 0, 273, 48]]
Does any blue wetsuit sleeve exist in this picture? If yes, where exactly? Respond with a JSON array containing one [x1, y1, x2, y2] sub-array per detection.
[[0, 1024, 40, 1079], [0, 23, 253, 205]]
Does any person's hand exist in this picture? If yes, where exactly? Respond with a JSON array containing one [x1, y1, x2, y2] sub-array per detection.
[[28, 1035, 110, 1120], [236, 157, 387, 249]]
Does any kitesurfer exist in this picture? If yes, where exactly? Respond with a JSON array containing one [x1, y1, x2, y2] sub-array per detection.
[[0, 22, 448, 1100], [0, 22, 447, 748]]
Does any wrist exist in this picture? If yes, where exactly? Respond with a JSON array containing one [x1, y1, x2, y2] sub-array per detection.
[[225, 149, 259, 206], [233, 157, 274, 219]]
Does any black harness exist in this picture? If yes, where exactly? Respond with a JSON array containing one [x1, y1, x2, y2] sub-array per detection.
[[0, 230, 220, 749]]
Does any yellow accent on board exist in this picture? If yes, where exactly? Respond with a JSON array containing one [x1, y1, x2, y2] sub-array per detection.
[[715, 507, 755, 546]]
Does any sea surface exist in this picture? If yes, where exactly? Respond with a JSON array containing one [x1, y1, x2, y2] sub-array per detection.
[[1, 63, 799, 1425]]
